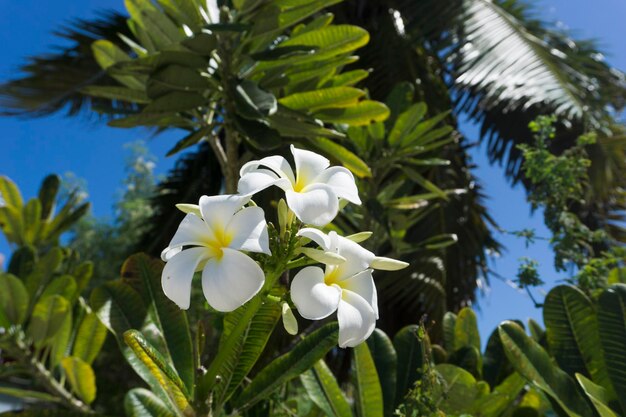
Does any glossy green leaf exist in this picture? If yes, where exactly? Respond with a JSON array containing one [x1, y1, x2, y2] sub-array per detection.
[[37, 175, 60, 220], [0, 273, 29, 325], [81, 86, 150, 103], [315, 100, 389, 126], [472, 372, 526, 417], [455, 307, 481, 352], [366, 329, 397, 417], [0, 206, 23, 244], [125, 0, 183, 48], [73, 312, 108, 364], [498, 321, 594, 417], [388, 103, 427, 146], [400, 111, 451, 148], [544, 285, 612, 394], [92, 40, 143, 90], [90, 281, 147, 337], [483, 327, 513, 388], [576, 374, 619, 417], [121, 254, 194, 394], [28, 295, 70, 346], [21, 198, 41, 244], [280, 87, 365, 112], [235, 80, 278, 120], [0, 387, 61, 404], [40, 275, 77, 303], [143, 91, 205, 113], [249, 0, 343, 38], [442, 311, 457, 352], [0, 176, 23, 208], [353, 342, 384, 417], [598, 284, 626, 413], [125, 387, 173, 417], [434, 364, 482, 415], [393, 325, 424, 407], [214, 299, 282, 407], [49, 309, 72, 367], [25, 246, 62, 297], [308, 137, 371, 178], [147, 65, 210, 98], [326, 69, 369, 87], [235, 322, 339, 409], [301, 360, 353, 417], [123, 330, 192, 414], [61, 356, 97, 404]]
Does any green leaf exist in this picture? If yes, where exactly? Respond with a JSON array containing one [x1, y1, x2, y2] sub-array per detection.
[[25, 247, 62, 298], [147, 65, 210, 98], [214, 299, 282, 407], [121, 254, 194, 395], [326, 69, 369, 88], [314, 100, 390, 126], [301, 360, 353, 417], [125, 0, 183, 48], [366, 329, 397, 417], [81, 86, 150, 103], [49, 309, 73, 367], [73, 261, 94, 296], [40, 275, 77, 303], [454, 307, 481, 352], [125, 388, 173, 417], [61, 356, 97, 404], [166, 127, 211, 157], [434, 364, 482, 415], [143, 91, 206, 113], [598, 284, 626, 413], [22, 198, 42, 244], [0, 176, 23, 208], [234, 322, 339, 409], [353, 342, 384, 417], [544, 285, 612, 394], [123, 329, 192, 414], [280, 87, 365, 112], [28, 295, 70, 347], [388, 103, 427, 146], [472, 372, 526, 417], [92, 40, 143, 90], [7, 246, 36, 278], [38, 175, 60, 220], [442, 311, 457, 352], [235, 117, 282, 151], [0, 411, 106, 417], [235, 80, 278, 119], [108, 112, 193, 128], [248, 0, 343, 38], [400, 112, 451, 148], [73, 312, 108, 364], [498, 321, 595, 417], [308, 137, 371, 178], [0, 273, 29, 325], [483, 327, 513, 388], [576, 374, 620, 417], [393, 325, 424, 407], [0, 387, 61, 403], [0, 206, 23, 244], [90, 281, 147, 337]]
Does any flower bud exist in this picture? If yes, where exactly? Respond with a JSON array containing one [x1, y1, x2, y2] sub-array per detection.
[[175, 203, 201, 217], [370, 256, 409, 271], [345, 231, 373, 243], [282, 302, 298, 335], [277, 198, 288, 233], [300, 247, 346, 265]]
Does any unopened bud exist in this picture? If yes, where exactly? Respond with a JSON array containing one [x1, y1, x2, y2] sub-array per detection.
[[300, 247, 346, 265], [176, 203, 201, 217], [371, 256, 409, 271], [277, 199, 288, 233], [345, 231, 373, 243], [282, 302, 298, 335]]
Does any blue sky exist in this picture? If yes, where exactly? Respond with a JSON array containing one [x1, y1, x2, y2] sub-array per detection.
[[0, 0, 624, 343]]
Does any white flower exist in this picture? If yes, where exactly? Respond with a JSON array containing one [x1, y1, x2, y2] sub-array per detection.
[[161, 194, 270, 312], [290, 228, 408, 347], [237, 145, 361, 227]]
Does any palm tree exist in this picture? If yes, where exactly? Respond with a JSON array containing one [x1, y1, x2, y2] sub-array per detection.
[[1, 0, 623, 336]]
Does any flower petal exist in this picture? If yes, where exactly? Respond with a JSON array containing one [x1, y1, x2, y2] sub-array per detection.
[[168, 213, 214, 248], [286, 185, 338, 226], [227, 206, 270, 255], [161, 246, 182, 262], [291, 145, 330, 185], [199, 194, 250, 233], [201, 248, 265, 312], [313, 166, 361, 204], [297, 227, 332, 251], [332, 234, 375, 280], [290, 266, 341, 320], [340, 269, 378, 319], [240, 155, 296, 184], [238, 169, 292, 196], [336, 290, 377, 348], [162, 247, 211, 309]]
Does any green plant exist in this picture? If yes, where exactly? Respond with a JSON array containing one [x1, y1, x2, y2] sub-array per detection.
[[0, 177, 103, 414]]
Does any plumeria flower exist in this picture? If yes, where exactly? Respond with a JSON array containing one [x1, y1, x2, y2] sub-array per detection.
[[290, 228, 408, 347], [237, 145, 361, 227], [161, 194, 270, 312]]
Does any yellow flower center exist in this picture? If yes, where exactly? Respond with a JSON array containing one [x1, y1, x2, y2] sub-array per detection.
[[203, 226, 234, 259]]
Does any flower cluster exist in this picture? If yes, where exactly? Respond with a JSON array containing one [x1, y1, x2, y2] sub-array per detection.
[[161, 146, 407, 347]]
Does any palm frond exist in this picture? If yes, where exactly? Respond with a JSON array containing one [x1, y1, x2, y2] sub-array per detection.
[[0, 11, 131, 117]]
